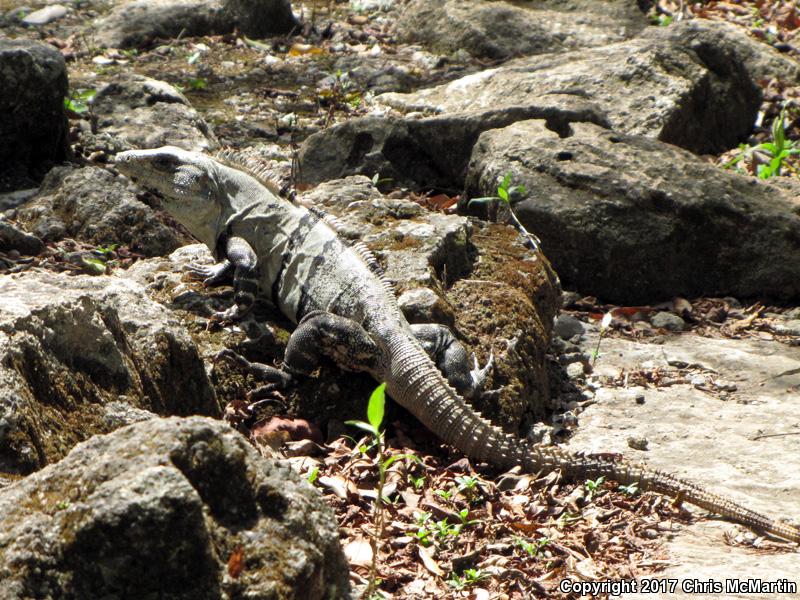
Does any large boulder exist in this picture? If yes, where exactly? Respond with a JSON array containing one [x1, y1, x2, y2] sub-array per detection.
[[379, 20, 799, 155], [298, 95, 607, 189], [0, 416, 350, 599], [395, 0, 649, 60], [465, 119, 800, 303], [299, 20, 800, 190], [0, 271, 219, 475], [0, 40, 68, 192], [93, 0, 298, 49], [16, 165, 182, 256], [89, 75, 220, 152]]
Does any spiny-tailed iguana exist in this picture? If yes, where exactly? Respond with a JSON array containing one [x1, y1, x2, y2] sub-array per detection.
[[115, 146, 800, 544]]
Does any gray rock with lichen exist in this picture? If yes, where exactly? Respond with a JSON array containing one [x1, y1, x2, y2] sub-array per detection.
[[0, 270, 219, 475], [93, 0, 298, 49], [0, 416, 350, 599], [0, 39, 68, 192], [16, 165, 182, 256]]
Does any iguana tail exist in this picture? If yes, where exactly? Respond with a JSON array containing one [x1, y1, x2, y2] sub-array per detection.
[[382, 330, 800, 543]]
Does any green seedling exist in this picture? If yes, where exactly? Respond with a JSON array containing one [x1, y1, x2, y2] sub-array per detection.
[[724, 104, 799, 178], [187, 77, 208, 91], [468, 172, 541, 251], [584, 476, 606, 502], [64, 88, 96, 114], [618, 482, 639, 497], [515, 536, 549, 557], [346, 383, 420, 597], [408, 473, 425, 490], [591, 311, 613, 366], [448, 568, 489, 590], [307, 466, 319, 484]]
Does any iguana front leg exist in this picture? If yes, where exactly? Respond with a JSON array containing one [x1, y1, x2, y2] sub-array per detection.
[[218, 311, 382, 399], [410, 323, 494, 400], [210, 236, 259, 323]]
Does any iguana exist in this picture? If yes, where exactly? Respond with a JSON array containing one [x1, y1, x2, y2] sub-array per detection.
[[115, 146, 800, 544]]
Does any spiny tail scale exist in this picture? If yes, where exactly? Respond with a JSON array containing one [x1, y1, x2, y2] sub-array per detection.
[[382, 331, 800, 543]]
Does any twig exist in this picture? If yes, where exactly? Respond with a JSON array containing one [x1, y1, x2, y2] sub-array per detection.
[[751, 432, 800, 441]]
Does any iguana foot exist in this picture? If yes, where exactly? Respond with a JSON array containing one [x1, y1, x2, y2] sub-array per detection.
[[187, 259, 232, 286], [215, 348, 294, 389], [469, 350, 494, 394], [410, 323, 494, 400]]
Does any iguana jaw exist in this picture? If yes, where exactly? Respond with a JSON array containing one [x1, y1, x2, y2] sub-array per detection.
[[115, 146, 227, 248]]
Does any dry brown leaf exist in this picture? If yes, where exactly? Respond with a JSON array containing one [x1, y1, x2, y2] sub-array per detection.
[[227, 546, 245, 579], [417, 545, 444, 577], [344, 537, 373, 566]]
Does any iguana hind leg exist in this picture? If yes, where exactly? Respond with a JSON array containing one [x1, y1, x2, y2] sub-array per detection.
[[410, 323, 494, 399], [219, 311, 382, 398]]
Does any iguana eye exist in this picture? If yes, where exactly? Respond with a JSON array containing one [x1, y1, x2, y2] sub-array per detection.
[[153, 156, 174, 171]]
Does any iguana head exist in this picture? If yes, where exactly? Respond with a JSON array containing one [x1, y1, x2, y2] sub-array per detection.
[[115, 146, 228, 248]]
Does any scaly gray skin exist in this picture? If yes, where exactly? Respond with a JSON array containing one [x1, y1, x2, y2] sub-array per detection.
[[115, 146, 800, 544]]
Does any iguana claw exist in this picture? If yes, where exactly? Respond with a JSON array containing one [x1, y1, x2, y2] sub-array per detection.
[[186, 260, 231, 286], [469, 350, 494, 394]]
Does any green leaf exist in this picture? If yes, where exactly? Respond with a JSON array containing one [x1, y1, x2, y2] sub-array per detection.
[[759, 142, 777, 155], [345, 420, 379, 438], [467, 197, 499, 207], [500, 172, 512, 191], [367, 382, 386, 432], [382, 453, 421, 470], [497, 187, 509, 202], [81, 256, 107, 275]]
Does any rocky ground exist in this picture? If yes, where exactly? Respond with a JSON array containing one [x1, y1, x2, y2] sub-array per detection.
[[1, 0, 799, 598]]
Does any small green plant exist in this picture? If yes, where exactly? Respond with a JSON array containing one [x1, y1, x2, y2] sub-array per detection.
[[94, 243, 118, 256], [454, 474, 481, 502], [187, 77, 208, 91], [448, 568, 489, 590], [434, 488, 453, 502], [649, 13, 672, 26], [515, 536, 549, 557], [408, 473, 425, 490], [755, 105, 800, 178], [307, 466, 319, 484], [618, 482, 639, 496], [55, 500, 71, 511], [64, 89, 96, 114], [724, 104, 799, 179], [591, 311, 613, 366], [346, 383, 419, 597], [456, 508, 480, 527], [468, 172, 541, 251], [584, 476, 606, 502], [413, 511, 434, 546], [557, 511, 584, 528]]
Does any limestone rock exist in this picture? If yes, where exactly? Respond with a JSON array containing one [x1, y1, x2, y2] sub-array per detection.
[[395, 0, 649, 60], [93, 0, 298, 49], [298, 95, 607, 189], [0, 416, 349, 599], [464, 119, 800, 303], [378, 20, 799, 155], [0, 40, 68, 192], [0, 271, 219, 474], [90, 75, 219, 152], [16, 165, 182, 256]]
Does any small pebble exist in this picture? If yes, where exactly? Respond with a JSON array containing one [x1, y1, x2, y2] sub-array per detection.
[[650, 311, 685, 332], [627, 436, 648, 451], [22, 4, 67, 25]]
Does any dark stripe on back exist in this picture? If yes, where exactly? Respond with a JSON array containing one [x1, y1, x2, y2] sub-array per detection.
[[271, 211, 321, 304], [295, 238, 337, 321]]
